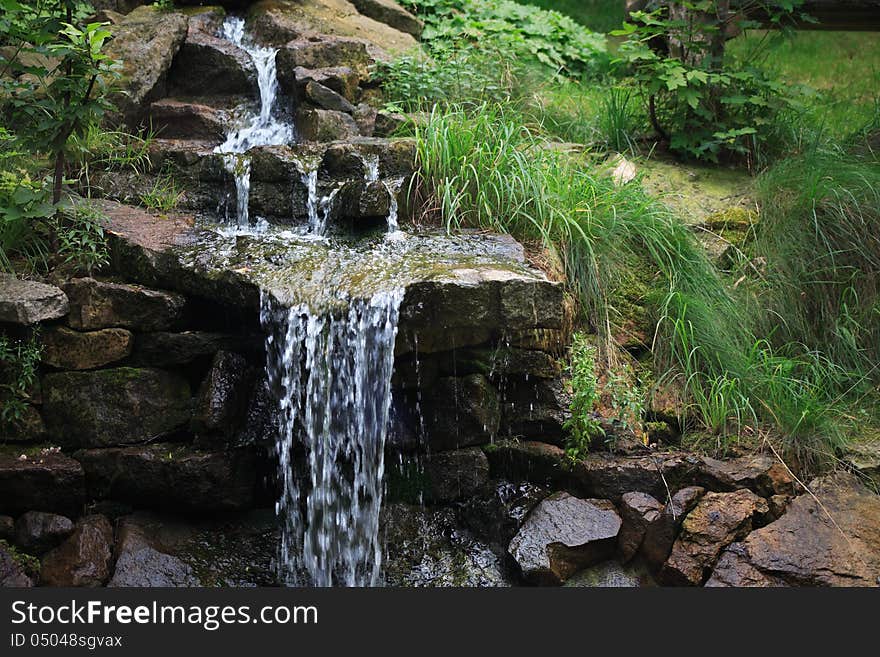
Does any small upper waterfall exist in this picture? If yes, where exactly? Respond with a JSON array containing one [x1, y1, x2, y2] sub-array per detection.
[[262, 289, 403, 587], [215, 16, 294, 227]]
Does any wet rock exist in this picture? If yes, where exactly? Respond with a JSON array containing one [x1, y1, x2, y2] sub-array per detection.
[[460, 480, 547, 551], [304, 79, 355, 113], [149, 99, 228, 142], [0, 452, 85, 517], [297, 108, 360, 141], [319, 143, 367, 179], [0, 516, 12, 541], [40, 514, 113, 587], [640, 486, 705, 569], [706, 473, 880, 587], [421, 375, 500, 451], [381, 503, 511, 586], [501, 378, 570, 444], [252, 1, 418, 56], [350, 0, 423, 37], [0, 274, 68, 325], [509, 492, 622, 586], [192, 351, 256, 444], [423, 448, 490, 503], [130, 331, 254, 367], [109, 514, 199, 587], [697, 454, 796, 497], [0, 543, 34, 587], [576, 452, 703, 500], [42, 368, 191, 447], [484, 440, 573, 490], [505, 327, 567, 353], [660, 489, 768, 586], [62, 278, 186, 331], [352, 136, 417, 178], [74, 443, 258, 512], [106, 6, 189, 123], [564, 560, 657, 587], [168, 26, 257, 97], [41, 326, 132, 370], [281, 65, 361, 102], [13, 512, 74, 555], [617, 491, 664, 563]]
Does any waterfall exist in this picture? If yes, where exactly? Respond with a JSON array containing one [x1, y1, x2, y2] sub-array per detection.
[[301, 168, 319, 232], [215, 16, 294, 227], [360, 153, 402, 235], [262, 289, 403, 587]]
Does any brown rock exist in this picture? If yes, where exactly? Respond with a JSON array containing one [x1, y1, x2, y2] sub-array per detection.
[[149, 99, 228, 142], [40, 515, 114, 587], [640, 485, 705, 569], [617, 491, 664, 563], [62, 278, 186, 331], [509, 492, 622, 586], [698, 454, 796, 496], [706, 473, 880, 587], [41, 326, 133, 370], [350, 0, 423, 37], [297, 108, 360, 141], [660, 489, 768, 585]]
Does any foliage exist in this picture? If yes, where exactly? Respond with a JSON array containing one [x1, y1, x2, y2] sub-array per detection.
[[0, 332, 41, 431], [0, 163, 53, 272], [613, 1, 806, 163], [399, 0, 610, 78], [516, 0, 625, 34], [139, 175, 182, 213], [54, 201, 109, 274], [563, 333, 603, 461]]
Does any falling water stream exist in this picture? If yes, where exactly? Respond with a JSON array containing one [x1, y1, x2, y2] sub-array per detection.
[[215, 16, 294, 227]]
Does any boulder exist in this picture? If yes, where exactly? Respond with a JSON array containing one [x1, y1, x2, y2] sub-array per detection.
[[191, 351, 256, 443], [130, 331, 255, 367], [250, 0, 419, 56], [297, 108, 360, 141], [460, 480, 547, 551], [0, 452, 85, 517], [0, 543, 34, 587], [109, 515, 199, 587], [350, 0, 423, 37], [660, 489, 768, 586], [617, 491, 664, 563], [0, 274, 68, 325], [106, 6, 190, 123], [575, 452, 703, 500], [319, 143, 368, 179], [423, 447, 490, 503], [509, 492, 622, 586], [42, 368, 192, 447], [62, 278, 186, 331], [277, 34, 378, 73], [640, 485, 705, 569], [697, 454, 796, 497], [40, 515, 114, 587], [167, 27, 257, 97], [281, 65, 361, 103], [421, 375, 500, 451], [706, 473, 880, 587], [13, 512, 74, 555], [40, 326, 133, 370], [304, 79, 355, 113], [74, 444, 258, 512], [148, 99, 228, 142]]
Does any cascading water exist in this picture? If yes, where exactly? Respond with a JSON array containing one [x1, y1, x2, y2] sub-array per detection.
[[262, 289, 403, 587], [215, 16, 294, 226]]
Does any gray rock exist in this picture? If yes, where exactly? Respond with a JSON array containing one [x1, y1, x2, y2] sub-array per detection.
[[706, 473, 880, 587], [74, 443, 258, 512], [62, 278, 186, 331], [350, 0, 424, 37], [41, 326, 133, 370], [42, 368, 192, 447], [281, 65, 361, 102], [297, 108, 361, 141], [304, 80, 355, 113], [13, 511, 74, 554], [501, 377, 570, 444], [277, 35, 377, 74], [0, 452, 85, 517], [40, 514, 114, 587], [109, 515, 199, 587], [509, 492, 622, 585], [106, 6, 189, 123], [167, 26, 257, 97], [0, 274, 68, 324], [423, 447, 490, 503], [660, 489, 768, 586], [460, 480, 548, 551]]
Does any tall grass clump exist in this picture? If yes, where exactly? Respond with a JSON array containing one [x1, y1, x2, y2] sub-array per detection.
[[412, 103, 861, 469]]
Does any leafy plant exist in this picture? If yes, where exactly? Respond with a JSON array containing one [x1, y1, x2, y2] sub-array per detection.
[[54, 201, 108, 274], [0, 332, 42, 431], [0, 166, 54, 272], [139, 175, 182, 213], [613, 1, 807, 163], [563, 333, 603, 461]]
